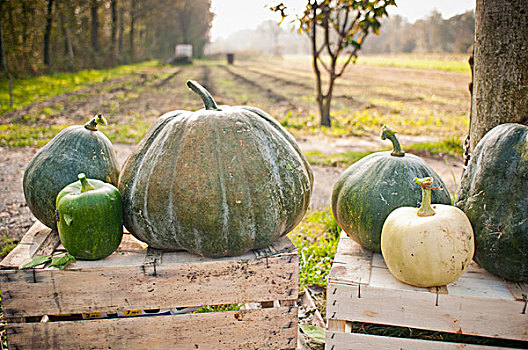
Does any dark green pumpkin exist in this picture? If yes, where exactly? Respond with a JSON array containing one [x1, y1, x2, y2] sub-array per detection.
[[23, 115, 120, 230], [119, 81, 313, 257], [455, 123, 528, 282], [332, 126, 451, 252], [56, 173, 123, 260]]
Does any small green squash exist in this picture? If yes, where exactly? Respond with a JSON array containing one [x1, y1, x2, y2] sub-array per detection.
[[56, 173, 123, 260], [381, 177, 474, 287], [332, 126, 451, 252], [23, 115, 120, 230], [455, 123, 528, 282], [118, 81, 313, 257]]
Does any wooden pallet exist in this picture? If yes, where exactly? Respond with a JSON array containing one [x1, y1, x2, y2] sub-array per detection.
[[0, 221, 299, 349], [326, 232, 528, 350]]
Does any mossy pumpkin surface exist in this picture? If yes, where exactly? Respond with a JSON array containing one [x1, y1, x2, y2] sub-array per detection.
[[456, 123, 528, 282], [56, 174, 123, 260], [332, 126, 451, 252], [118, 81, 313, 257], [23, 115, 119, 230]]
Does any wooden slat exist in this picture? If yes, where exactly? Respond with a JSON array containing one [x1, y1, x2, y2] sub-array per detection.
[[327, 232, 373, 286], [0, 248, 298, 317], [6, 306, 298, 350], [0, 221, 59, 270], [326, 331, 509, 350], [504, 281, 528, 301], [327, 282, 528, 342]]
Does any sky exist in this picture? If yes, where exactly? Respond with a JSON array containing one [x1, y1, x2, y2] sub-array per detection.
[[209, 0, 476, 41]]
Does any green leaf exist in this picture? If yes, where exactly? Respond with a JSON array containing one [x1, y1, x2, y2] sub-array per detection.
[[300, 324, 326, 343], [286, 164, 293, 170], [50, 254, 76, 270], [19, 254, 52, 270], [64, 213, 73, 226]]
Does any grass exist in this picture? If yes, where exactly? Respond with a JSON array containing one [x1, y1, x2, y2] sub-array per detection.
[[357, 54, 471, 72], [0, 60, 160, 115]]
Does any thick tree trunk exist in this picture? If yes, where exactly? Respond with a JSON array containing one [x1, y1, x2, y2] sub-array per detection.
[[118, 7, 124, 54], [470, 0, 528, 151], [91, 0, 99, 53], [43, 0, 54, 68]]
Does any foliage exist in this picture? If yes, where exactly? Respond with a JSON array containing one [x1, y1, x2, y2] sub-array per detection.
[[18, 252, 76, 270], [288, 207, 340, 289], [272, 0, 396, 127], [0, 234, 16, 258], [0, 0, 213, 76]]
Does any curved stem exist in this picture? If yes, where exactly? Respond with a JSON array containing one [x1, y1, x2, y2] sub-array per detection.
[[415, 177, 436, 217], [380, 125, 405, 157], [186, 80, 219, 111], [78, 173, 95, 193], [84, 114, 107, 131]]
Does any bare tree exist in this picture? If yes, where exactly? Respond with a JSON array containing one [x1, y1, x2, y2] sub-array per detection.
[[43, 0, 54, 68], [0, 0, 13, 108], [273, 0, 395, 127]]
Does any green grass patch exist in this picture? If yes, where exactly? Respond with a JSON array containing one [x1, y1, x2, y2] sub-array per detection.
[[0, 60, 159, 115], [406, 137, 463, 158], [357, 55, 470, 73], [304, 149, 376, 168], [193, 304, 242, 313], [0, 124, 68, 147], [0, 234, 17, 259], [289, 207, 340, 290]]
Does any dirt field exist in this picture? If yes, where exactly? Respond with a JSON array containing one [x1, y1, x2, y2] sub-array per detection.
[[0, 57, 469, 248]]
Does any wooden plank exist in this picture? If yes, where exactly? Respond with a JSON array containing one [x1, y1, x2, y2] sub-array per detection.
[[326, 331, 510, 350], [504, 281, 528, 302], [0, 221, 57, 269], [6, 306, 298, 350], [327, 282, 528, 341], [118, 234, 148, 253], [0, 250, 298, 317], [327, 232, 373, 286]]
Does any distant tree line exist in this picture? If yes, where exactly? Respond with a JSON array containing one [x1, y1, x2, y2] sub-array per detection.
[[362, 10, 475, 54], [0, 0, 213, 76]]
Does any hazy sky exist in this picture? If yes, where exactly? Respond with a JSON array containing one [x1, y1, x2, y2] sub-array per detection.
[[210, 0, 476, 41]]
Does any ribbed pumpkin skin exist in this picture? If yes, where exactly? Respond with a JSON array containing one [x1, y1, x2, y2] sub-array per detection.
[[332, 152, 451, 252], [456, 123, 528, 282], [23, 126, 119, 230], [119, 107, 313, 257]]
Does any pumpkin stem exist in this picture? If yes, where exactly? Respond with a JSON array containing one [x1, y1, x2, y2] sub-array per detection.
[[415, 177, 436, 217], [84, 114, 108, 131], [78, 173, 95, 193], [381, 125, 405, 157], [187, 80, 219, 111]]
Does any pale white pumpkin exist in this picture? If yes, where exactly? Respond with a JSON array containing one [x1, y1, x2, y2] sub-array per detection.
[[381, 177, 474, 287]]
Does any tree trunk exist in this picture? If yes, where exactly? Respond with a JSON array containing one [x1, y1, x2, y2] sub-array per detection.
[[111, 0, 118, 60], [43, 0, 54, 68], [129, 0, 135, 61], [91, 0, 99, 53], [118, 7, 124, 54], [470, 0, 528, 151], [0, 0, 14, 108], [59, 2, 74, 69]]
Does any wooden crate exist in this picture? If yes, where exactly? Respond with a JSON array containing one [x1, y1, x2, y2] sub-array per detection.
[[0, 221, 299, 349], [326, 232, 528, 350]]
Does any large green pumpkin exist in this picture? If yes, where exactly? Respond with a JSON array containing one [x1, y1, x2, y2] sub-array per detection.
[[118, 81, 313, 257], [332, 126, 451, 252], [56, 173, 123, 260], [23, 115, 120, 230], [455, 123, 528, 282]]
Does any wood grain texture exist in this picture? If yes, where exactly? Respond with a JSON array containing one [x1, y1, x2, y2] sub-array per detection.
[[327, 232, 372, 286], [326, 331, 508, 350], [0, 221, 58, 270], [6, 306, 298, 350], [327, 235, 528, 342]]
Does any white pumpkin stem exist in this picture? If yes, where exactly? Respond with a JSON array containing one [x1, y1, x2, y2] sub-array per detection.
[[187, 80, 219, 111], [78, 173, 95, 193], [415, 177, 436, 217], [84, 114, 107, 131], [380, 125, 405, 157]]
